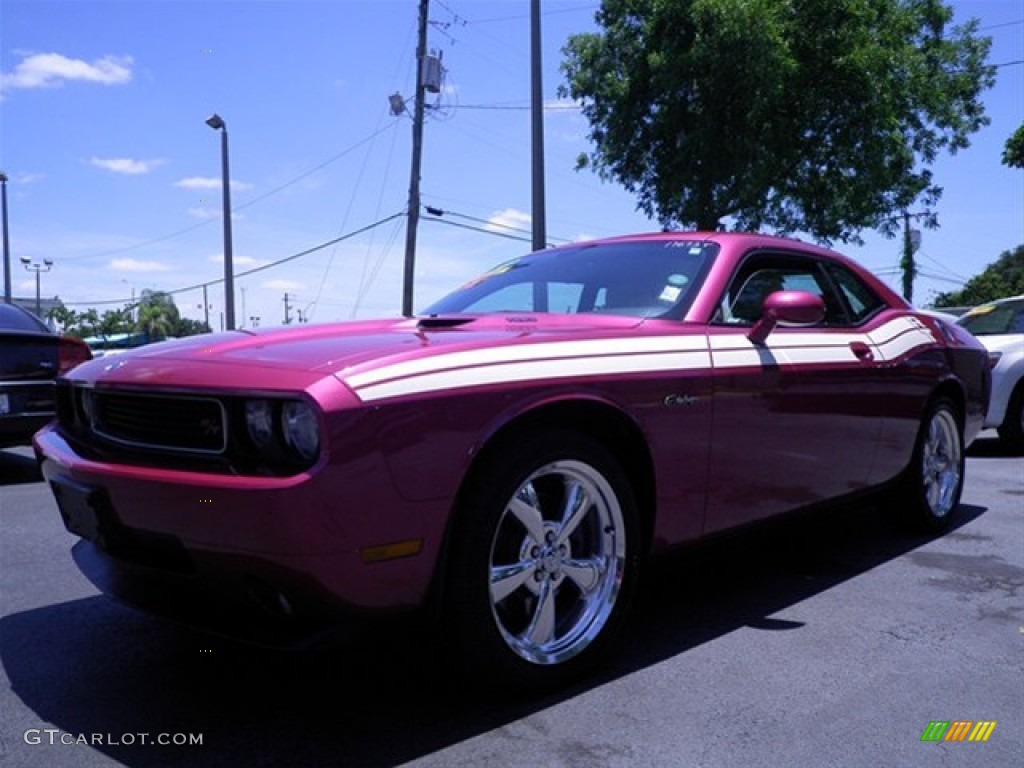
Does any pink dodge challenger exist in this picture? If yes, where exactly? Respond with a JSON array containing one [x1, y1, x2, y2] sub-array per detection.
[[35, 232, 989, 688]]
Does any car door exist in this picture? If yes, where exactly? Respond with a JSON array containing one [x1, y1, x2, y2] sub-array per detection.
[[703, 250, 886, 534]]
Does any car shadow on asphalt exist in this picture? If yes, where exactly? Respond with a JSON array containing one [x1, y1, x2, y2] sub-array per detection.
[[0, 447, 43, 486], [967, 434, 1024, 458], [0, 500, 986, 767]]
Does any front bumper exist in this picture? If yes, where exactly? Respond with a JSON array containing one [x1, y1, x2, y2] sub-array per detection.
[[34, 424, 446, 643]]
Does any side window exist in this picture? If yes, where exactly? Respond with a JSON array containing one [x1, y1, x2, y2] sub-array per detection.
[[826, 263, 886, 324], [715, 252, 849, 327], [1012, 307, 1024, 334]]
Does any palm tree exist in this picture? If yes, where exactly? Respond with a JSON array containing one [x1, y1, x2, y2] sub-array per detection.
[[134, 291, 180, 341]]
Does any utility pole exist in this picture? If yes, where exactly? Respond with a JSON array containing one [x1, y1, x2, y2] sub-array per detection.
[[283, 292, 292, 325], [202, 283, 210, 330], [900, 211, 922, 305], [1, 172, 11, 303], [530, 0, 546, 251], [401, 0, 430, 317]]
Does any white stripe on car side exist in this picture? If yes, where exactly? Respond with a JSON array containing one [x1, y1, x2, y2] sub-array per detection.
[[343, 315, 938, 403], [867, 316, 935, 361]]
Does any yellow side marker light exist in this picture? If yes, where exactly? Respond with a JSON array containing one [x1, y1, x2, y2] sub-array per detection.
[[361, 539, 423, 564]]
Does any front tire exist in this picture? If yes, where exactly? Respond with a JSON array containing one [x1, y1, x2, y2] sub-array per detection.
[[443, 428, 640, 690], [901, 398, 965, 531]]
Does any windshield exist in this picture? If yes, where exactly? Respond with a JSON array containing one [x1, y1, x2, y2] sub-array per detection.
[[422, 239, 718, 319], [957, 299, 1024, 336]]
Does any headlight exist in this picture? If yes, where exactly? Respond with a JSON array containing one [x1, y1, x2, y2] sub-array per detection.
[[245, 400, 275, 448], [280, 401, 320, 462]]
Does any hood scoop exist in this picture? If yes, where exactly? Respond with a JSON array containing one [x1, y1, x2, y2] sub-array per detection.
[[417, 316, 475, 329]]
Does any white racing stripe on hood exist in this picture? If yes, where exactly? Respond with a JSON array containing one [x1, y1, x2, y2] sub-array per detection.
[[344, 335, 709, 389], [355, 348, 712, 403]]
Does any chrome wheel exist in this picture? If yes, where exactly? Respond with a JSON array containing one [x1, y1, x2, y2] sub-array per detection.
[[488, 459, 626, 666], [920, 406, 962, 519]]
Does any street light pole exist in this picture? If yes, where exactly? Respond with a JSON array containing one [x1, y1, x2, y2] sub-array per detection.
[[530, 0, 547, 252], [20, 257, 53, 316], [1, 172, 11, 304], [206, 113, 236, 330]]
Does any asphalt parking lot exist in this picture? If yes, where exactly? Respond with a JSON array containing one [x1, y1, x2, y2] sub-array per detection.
[[1, 435, 1021, 768]]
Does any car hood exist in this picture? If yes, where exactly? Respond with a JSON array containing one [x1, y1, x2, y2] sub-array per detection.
[[65, 314, 654, 391], [971, 333, 1023, 357]]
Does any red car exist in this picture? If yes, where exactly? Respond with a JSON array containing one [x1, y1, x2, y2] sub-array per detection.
[[35, 233, 988, 688]]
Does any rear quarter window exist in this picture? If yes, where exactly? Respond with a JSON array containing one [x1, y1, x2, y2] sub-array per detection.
[[826, 263, 886, 324]]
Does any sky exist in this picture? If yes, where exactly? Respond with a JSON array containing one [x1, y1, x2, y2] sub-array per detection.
[[1, 0, 1022, 330]]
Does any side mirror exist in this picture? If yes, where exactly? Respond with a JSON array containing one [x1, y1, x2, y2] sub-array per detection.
[[747, 290, 826, 345]]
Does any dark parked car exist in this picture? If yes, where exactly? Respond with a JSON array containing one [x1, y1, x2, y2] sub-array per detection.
[[34, 233, 989, 689], [1, 303, 91, 448]]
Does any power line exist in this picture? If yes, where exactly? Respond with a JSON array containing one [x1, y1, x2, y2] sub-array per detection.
[[69, 122, 402, 264], [422, 214, 534, 243], [979, 19, 1023, 31], [426, 205, 573, 243], [63, 212, 406, 307], [470, 3, 596, 24]]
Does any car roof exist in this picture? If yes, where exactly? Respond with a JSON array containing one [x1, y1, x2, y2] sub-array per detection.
[[0, 302, 51, 333]]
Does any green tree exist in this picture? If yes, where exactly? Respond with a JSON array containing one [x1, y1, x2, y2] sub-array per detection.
[[561, 0, 994, 242], [1003, 124, 1024, 169], [75, 309, 100, 339], [97, 308, 132, 337], [134, 290, 180, 341], [932, 245, 1024, 307], [46, 305, 78, 334], [175, 317, 212, 337]]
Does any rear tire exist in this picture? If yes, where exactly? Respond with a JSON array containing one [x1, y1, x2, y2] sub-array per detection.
[[900, 398, 965, 532], [443, 428, 640, 691]]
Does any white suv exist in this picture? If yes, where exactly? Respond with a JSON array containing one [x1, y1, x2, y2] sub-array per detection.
[[958, 295, 1024, 449]]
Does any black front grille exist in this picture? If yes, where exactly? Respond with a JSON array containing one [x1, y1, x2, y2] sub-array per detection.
[[91, 391, 227, 453]]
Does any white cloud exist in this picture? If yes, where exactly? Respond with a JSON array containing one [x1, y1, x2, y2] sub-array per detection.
[[90, 156, 164, 175], [543, 97, 581, 113], [175, 177, 220, 190], [188, 207, 220, 220], [110, 258, 171, 273], [190, 208, 244, 222], [262, 279, 304, 292], [207, 253, 263, 267], [1, 53, 133, 95], [488, 208, 532, 234], [175, 177, 253, 191], [14, 172, 45, 184]]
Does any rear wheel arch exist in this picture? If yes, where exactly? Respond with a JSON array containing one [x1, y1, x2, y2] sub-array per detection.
[[927, 380, 966, 429], [899, 391, 966, 531]]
